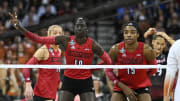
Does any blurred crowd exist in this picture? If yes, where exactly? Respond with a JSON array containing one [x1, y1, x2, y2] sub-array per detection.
[[0, 0, 180, 101], [115, 0, 180, 43]]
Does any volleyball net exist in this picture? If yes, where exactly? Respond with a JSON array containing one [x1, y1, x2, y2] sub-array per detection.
[[0, 64, 167, 69]]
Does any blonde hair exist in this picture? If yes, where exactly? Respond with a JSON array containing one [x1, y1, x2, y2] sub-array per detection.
[[47, 25, 63, 36]]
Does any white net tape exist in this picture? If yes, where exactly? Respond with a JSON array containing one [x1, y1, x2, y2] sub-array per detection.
[[0, 64, 167, 69]]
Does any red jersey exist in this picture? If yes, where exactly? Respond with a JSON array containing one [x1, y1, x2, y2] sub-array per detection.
[[64, 36, 94, 79], [114, 42, 152, 91], [34, 44, 61, 99]]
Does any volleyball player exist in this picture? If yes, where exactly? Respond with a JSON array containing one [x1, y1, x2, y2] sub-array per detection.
[[105, 21, 157, 101], [163, 39, 180, 101], [23, 25, 63, 101]]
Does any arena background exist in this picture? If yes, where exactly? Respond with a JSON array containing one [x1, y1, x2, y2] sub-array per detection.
[[0, 0, 179, 101]]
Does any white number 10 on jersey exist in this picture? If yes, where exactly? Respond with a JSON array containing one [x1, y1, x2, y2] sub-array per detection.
[[75, 59, 83, 65]]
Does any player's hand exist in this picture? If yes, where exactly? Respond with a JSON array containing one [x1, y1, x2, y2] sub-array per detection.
[[144, 28, 157, 38], [24, 82, 34, 100], [9, 12, 20, 29], [120, 85, 137, 101]]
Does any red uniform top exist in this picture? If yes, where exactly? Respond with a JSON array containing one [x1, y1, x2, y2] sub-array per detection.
[[33, 44, 61, 99], [64, 36, 94, 79], [114, 42, 152, 91]]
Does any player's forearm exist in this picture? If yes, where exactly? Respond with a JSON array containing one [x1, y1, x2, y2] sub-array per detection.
[[23, 57, 39, 82], [144, 28, 156, 39], [164, 35, 175, 45], [25, 82, 32, 86], [24, 31, 55, 44], [105, 68, 119, 83], [99, 52, 112, 65], [16, 24, 28, 33], [144, 31, 150, 39], [157, 32, 175, 45], [117, 81, 130, 91], [23, 68, 31, 82]]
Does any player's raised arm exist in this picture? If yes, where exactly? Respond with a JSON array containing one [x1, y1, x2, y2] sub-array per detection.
[[9, 12, 69, 47], [156, 32, 175, 45], [144, 28, 175, 45]]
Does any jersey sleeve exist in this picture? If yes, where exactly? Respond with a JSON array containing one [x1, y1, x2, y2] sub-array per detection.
[[24, 31, 55, 44], [23, 57, 39, 82], [99, 52, 112, 65]]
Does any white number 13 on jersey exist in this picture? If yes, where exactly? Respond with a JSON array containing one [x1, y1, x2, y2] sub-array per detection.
[[75, 59, 83, 65], [127, 68, 136, 74]]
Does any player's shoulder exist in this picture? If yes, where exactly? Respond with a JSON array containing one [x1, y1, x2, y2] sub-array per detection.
[[38, 45, 48, 51], [173, 39, 180, 47], [34, 45, 49, 60], [111, 43, 120, 49], [35, 45, 48, 55], [109, 43, 120, 54], [88, 37, 96, 43], [87, 37, 94, 43]]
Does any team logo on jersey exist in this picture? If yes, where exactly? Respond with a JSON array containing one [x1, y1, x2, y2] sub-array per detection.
[[69, 40, 75, 45], [136, 54, 141, 56], [49, 48, 54, 56], [71, 46, 75, 49], [120, 48, 125, 53]]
